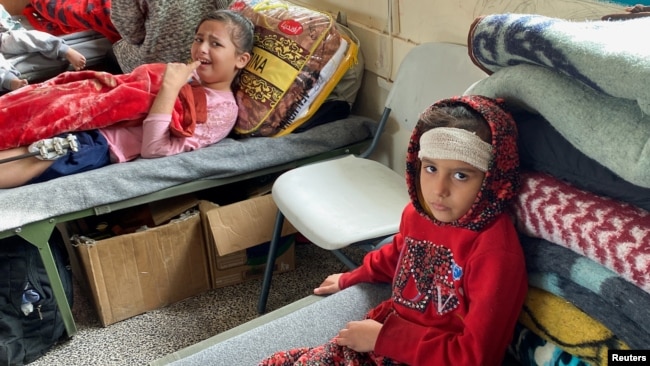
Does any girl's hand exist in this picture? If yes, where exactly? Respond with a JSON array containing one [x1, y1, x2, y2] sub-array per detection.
[[148, 61, 201, 116], [335, 319, 382, 352], [313, 273, 342, 295], [161, 61, 201, 91]]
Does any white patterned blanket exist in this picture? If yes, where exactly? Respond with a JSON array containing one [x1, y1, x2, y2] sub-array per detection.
[[466, 14, 650, 188]]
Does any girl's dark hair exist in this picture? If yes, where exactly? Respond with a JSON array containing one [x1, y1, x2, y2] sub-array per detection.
[[418, 104, 492, 143], [195, 9, 255, 56]]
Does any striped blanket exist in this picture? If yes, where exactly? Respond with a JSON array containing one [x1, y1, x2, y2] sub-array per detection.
[[512, 172, 650, 294], [520, 235, 650, 349]]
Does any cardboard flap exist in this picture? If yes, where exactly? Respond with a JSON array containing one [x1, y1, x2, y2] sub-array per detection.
[[205, 195, 296, 256], [148, 193, 199, 226]]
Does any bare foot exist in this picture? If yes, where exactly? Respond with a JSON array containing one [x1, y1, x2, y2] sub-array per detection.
[[66, 48, 87, 70], [9, 78, 28, 91]]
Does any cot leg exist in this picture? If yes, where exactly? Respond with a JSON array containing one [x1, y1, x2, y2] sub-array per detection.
[[257, 210, 284, 314], [17, 221, 77, 337]]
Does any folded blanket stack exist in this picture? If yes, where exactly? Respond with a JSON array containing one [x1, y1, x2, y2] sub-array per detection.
[[519, 234, 650, 349], [465, 13, 650, 362]]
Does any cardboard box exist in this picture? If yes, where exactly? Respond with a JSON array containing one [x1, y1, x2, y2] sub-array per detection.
[[146, 193, 199, 226], [74, 211, 210, 327], [72, 194, 296, 326], [212, 237, 296, 289], [201, 195, 296, 256], [214, 250, 248, 270], [70, 194, 199, 238], [200, 195, 297, 288]]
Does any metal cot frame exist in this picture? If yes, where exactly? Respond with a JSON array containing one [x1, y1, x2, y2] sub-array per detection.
[[0, 141, 368, 338]]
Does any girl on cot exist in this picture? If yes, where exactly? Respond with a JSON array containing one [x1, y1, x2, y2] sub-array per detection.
[[259, 95, 528, 366], [0, 9, 253, 189]]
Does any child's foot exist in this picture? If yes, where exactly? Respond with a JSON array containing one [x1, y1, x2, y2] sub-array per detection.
[[66, 48, 86, 70], [9, 78, 28, 90]]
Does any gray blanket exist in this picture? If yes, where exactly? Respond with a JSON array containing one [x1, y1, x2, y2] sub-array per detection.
[[0, 117, 374, 233], [166, 283, 391, 366], [467, 64, 650, 189]]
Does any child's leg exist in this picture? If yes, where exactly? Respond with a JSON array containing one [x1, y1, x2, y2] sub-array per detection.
[[0, 147, 54, 188], [1, 29, 58, 56], [0, 131, 110, 188], [259, 340, 387, 365], [0, 66, 27, 91], [8, 76, 28, 90], [0, 54, 27, 91], [0, 29, 85, 70]]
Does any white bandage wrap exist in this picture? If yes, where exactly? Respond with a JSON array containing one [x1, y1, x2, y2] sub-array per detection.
[[418, 127, 493, 172]]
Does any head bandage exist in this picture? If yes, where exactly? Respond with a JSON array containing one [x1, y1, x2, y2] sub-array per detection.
[[418, 127, 493, 172]]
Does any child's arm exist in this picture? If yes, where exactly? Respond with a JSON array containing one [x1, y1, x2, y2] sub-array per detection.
[[337, 222, 407, 290], [337, 207, 414, 290], [148, 61, 200, 115], [140, 61, 200, 158]]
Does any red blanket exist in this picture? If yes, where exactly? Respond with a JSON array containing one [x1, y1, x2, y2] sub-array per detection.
[[0, 63, 204, 151]]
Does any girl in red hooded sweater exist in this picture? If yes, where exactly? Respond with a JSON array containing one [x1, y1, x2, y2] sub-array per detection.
[[259, 95, 528, 366]]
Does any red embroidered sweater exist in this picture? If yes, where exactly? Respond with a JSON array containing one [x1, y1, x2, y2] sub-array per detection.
[[339, 208, 526, 365]]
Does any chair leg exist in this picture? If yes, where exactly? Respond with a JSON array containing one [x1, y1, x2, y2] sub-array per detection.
[[257, 210, 284, 314], [331, 235, 395, 270], [332, 249, 359, 270]]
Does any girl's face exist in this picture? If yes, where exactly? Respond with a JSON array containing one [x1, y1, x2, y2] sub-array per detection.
[[419, 157, 485, 223], [191, 20, 250, 91]]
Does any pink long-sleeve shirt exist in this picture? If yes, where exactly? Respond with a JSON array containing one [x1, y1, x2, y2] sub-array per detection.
[[99, 87, 238, 162]]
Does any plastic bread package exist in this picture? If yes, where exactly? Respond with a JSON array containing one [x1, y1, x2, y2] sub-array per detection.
[[230, 0, 358, 137]]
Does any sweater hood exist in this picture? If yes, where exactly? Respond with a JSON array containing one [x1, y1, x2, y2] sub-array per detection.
[[405, 95, 520, 231]]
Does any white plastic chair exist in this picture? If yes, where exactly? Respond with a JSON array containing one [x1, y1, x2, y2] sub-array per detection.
[[257, 42, 488, 313]]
